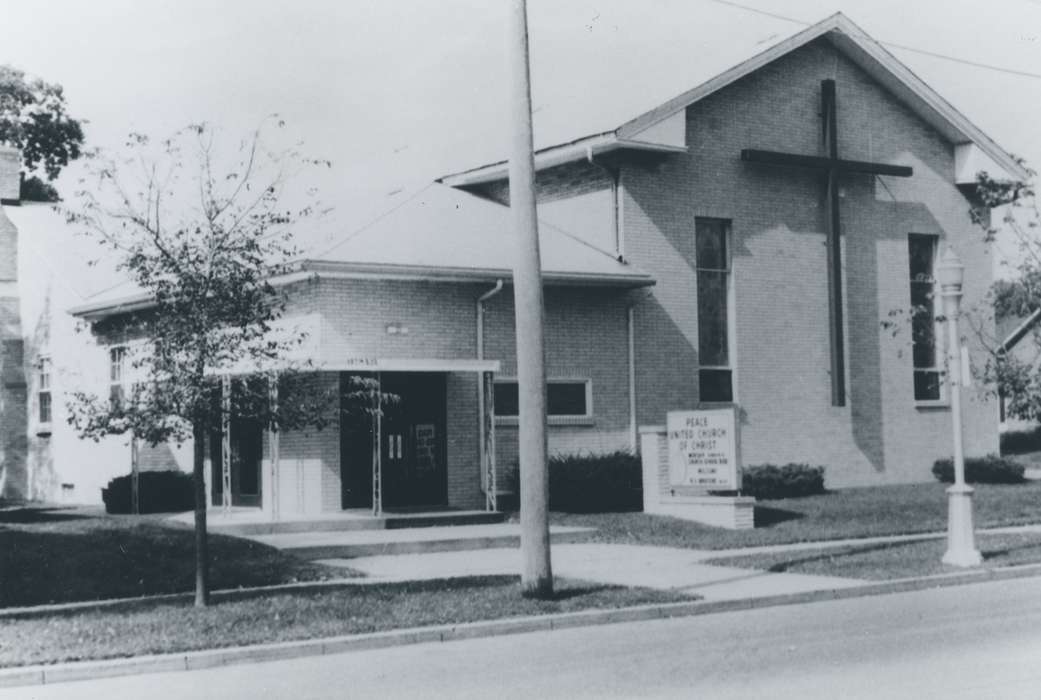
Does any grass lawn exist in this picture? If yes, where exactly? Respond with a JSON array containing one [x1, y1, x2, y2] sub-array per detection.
[[0, 506, 342, 608], [545, 480, 1041, 550], [0, 576, 691, 668], [704, 531, 1041, 580]]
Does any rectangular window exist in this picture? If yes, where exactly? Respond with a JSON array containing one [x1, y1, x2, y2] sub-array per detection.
[[493, 380, 591, 418], [38, 356, 52, 425], [110, 346, 127, 407], [696, 217, 734, 402], [908, 234, 942, 401]]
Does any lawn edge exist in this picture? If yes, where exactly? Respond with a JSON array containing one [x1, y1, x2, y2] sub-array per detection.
[[4, 561, 1041, 689]]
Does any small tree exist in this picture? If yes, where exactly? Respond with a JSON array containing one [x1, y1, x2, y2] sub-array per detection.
[[0, 65, 84, 201], [65, 120, 333, 607], [968, 163, 1041, 423]]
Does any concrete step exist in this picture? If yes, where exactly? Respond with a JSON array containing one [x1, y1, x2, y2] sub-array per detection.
[[205, 510, 506, 536], [250, 524, 594, 560]]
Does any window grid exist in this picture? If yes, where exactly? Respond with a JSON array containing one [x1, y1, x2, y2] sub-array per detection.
[[38, 357, 52, 425], [696, 217, 734, 403], [908, 234, 943, 402], [110, 346, 128, 407]]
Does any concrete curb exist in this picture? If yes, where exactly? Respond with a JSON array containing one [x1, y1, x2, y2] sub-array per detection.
[[3, 561, 1041, 689]]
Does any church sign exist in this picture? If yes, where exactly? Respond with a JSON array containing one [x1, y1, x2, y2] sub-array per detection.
[[667, 407, 740, 490]]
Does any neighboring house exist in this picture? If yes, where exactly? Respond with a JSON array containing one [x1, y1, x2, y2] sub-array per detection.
[[997, 308, 1041, 431], [0, 147, 191, 505], [1, 13, 1029, 514]]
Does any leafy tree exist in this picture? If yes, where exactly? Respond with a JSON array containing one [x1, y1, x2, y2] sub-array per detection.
[[965, 163, 1041, 422], [0, 65, 84, 201], [64, 120, 336, 607]]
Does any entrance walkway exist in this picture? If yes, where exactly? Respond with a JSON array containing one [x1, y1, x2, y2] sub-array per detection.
[[318, 543, 865, 601]]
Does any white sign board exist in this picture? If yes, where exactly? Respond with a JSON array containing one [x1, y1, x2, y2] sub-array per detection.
[[667, 408, 740, 490]]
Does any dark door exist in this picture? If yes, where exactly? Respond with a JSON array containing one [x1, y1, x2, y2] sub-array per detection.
[[210, 416, 263, 508], [340, 372, 447, 510], [340, 373, 375, 508]]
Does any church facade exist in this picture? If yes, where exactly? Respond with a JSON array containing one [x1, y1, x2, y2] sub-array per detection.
[[5, 14, 1028, 513]]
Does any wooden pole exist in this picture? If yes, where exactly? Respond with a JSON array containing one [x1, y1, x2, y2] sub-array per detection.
[[508, 0, 552, 598]]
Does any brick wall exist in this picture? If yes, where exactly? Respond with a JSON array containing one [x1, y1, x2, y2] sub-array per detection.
[[279, 277, 634, 508], [621, 38, 998, 487], [483, 286, 633, 490], [0, 206, 27, 500]]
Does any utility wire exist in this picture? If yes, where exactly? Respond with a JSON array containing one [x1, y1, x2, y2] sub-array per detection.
[[703, 0, 1041, 80], [312, 182, 435, 259]]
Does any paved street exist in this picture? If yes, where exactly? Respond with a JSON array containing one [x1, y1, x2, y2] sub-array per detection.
[[9, 575, 1041, 699]]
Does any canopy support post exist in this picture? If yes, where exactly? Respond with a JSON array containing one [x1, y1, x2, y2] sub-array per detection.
[[221, 374, 232, 513]]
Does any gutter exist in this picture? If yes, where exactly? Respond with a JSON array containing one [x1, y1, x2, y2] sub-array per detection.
[[439, 134, 686, 188], [70, 264, 653, 321]]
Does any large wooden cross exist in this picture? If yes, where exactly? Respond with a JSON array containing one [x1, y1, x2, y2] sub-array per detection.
[[741, 79, 913, 407]]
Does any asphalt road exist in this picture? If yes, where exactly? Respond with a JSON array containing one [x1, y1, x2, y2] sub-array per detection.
[[9, 576, 1041, 699]]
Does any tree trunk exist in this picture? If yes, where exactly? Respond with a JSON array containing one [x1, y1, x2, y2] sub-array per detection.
[[192, 420, 210, 607]]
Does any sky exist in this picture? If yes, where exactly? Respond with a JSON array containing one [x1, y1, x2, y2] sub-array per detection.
[[2, 0, 1040, 259]]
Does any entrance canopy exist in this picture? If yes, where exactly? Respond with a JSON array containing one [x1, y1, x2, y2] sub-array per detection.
[[327, 358, 500, 374]]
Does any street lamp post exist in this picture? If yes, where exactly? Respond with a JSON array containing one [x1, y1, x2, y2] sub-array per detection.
[[937, 247, 982, 567]]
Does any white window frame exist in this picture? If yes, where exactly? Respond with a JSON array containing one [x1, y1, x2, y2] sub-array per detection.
[[109, 345, 128, 406], [493, 377, 594, 426], [695, 217, 737, 404], [37, 355, 52, 430], [909, 234, 947, 406]]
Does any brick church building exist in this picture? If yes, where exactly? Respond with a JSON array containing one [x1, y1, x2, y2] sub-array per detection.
[[1, 14, 1028, 515]]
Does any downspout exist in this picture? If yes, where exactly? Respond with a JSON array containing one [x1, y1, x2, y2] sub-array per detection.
[[628, 304, 637, 452], [587, 148, 624, 262], [627, 290, 653, 453], [589, 148, 636, 449], [477, 279, 504, 495]]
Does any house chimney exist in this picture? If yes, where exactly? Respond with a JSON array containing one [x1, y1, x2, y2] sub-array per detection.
[[0, 146, 20, 203]]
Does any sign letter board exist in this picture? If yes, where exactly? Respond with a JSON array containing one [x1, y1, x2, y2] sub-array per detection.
[[667, 407, 740, 490]]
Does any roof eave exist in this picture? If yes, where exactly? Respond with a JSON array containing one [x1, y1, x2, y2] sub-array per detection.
[[438, 133, 687, 188], [1001, 308, 1041, 353], [69, 261, 655, 320], [300, 259, 656, 288]]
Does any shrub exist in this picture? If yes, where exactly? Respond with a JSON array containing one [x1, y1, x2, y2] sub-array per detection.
[[101, 470, 195, 514], [741, 463, 826, 499], [1000, 428, 1041, 455], [505, 451, 643, 513], [931, 455, 1026, 484]]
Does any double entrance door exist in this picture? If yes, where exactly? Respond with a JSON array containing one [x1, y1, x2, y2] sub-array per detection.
[[341, 372, 448, 510]]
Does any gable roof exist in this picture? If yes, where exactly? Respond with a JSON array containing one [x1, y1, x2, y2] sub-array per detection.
[[1001, 308, 1041, 354], [69, 183, 652, 320], [440, 12, 1028, 188]]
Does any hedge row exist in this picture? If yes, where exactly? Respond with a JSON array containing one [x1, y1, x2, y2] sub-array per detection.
[[931, 455, 1026, 484], [506, 451, 643, 513], [740, 463, 826, 500], [102, 471, 195, 514]]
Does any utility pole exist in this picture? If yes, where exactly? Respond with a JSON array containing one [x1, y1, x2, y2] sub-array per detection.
[[508, 0, 553, 598]]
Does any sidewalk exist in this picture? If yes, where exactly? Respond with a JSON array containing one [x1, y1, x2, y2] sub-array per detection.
[[321, 544, 866, 601], [316, 522, 1041, 601], [6, 523, 1041, 688]]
